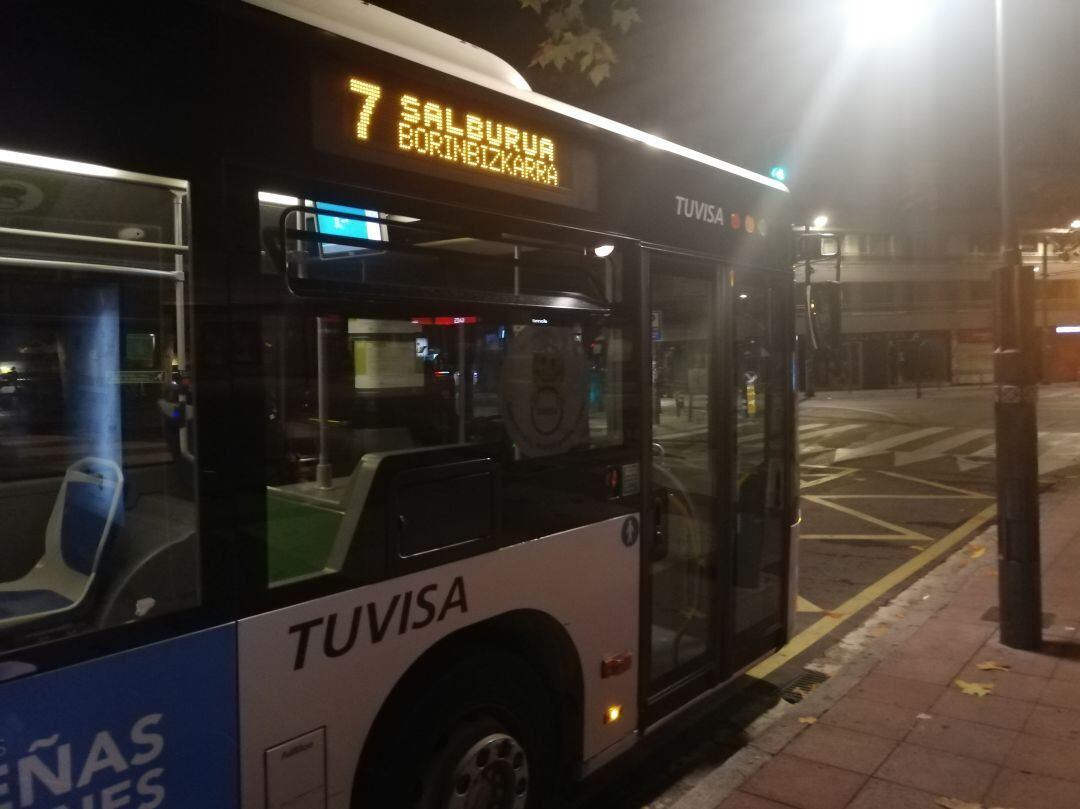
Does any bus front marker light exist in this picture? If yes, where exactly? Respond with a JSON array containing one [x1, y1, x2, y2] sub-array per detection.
[[604, 705, 622, 724], [600, 652, 632, 678]]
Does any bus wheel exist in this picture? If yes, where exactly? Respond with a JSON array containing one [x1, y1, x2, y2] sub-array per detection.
[[419, 717, 531, 809], [361, 651, 556, 809]]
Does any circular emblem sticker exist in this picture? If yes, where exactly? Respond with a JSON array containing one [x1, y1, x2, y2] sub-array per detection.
[[0, 180, 43, 213], [621, 516, 640, 547], [500, 325, 588, 457]]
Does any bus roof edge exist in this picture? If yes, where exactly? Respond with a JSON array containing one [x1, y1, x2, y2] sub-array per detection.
[[242, 0, 790, 194]]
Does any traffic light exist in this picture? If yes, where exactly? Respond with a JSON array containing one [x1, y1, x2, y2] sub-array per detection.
[[769, 166, 787, 183]]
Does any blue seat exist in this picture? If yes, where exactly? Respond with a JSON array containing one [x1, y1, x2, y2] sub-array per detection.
[[0, 458, 123, 630]]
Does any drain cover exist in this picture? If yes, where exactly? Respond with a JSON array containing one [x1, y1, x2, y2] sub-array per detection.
[[780, 669, 830, 704]]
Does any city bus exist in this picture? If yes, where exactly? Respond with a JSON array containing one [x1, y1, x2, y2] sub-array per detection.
[[0, 1, 796, 807]]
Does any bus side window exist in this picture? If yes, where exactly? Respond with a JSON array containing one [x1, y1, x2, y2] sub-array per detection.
[[0, 154, 200, 655], [259, 195, 638, 589]]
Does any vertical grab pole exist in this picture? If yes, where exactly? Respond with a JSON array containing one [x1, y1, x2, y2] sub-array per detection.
[[171, 190, 187, 372], [172, 189, 195, 463], [316, 316, 333, 489], [457, 323, 467, 444]]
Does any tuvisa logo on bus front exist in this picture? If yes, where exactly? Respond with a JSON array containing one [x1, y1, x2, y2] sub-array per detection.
[[674, 195, 766, 236]]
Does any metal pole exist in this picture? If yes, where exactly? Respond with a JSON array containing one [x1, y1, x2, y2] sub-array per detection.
[[915, 336, 922, 399], [804, 225, 815, 398], [994, 0, 1042, 650], [1042, 237, 1050, 382]]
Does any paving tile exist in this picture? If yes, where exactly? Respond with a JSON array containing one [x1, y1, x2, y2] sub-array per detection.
[[820, 696, 918, 741], [985, 768, 1080, 809], [1051, 646, 1080, 683], [847, 778, 941, 809], [971, 639, 1059, 677], [897, 620, 995, 663], [905, 714, 1018, 765], [954, 663, 1049, 702], [717, 792, 794, 809], [784, 724, 896, 776], [741, 754, 867, 809], [874, 654, 966, 686], [1038, 678, 1080, 710], [848, 672, 943, 712], [1023, 704, 1080, 741], [1004, 731, 1080, 783], [876, 742, 997, 803], [932, 687, 1034, 731]]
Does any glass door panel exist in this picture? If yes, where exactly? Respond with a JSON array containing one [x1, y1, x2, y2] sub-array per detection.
[[648, 258, 718, 684], [732, 277, 789, 662]]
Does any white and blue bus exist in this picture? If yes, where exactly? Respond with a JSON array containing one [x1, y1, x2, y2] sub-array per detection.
[[0, 2, 796, 807]]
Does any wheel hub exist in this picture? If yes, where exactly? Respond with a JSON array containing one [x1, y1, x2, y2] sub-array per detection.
[[445, 732, 528, 809]]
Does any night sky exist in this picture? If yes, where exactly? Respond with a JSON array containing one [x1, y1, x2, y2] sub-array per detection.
[[374, 0, 1079, 230]]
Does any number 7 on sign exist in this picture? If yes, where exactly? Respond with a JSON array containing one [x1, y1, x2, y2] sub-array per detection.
[[348, 78, 382, 141]]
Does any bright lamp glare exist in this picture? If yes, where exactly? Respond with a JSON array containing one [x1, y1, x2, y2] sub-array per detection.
[[593, 243, 616, 258], [845, 0, 932, 47], [813, 215, 829, 228], [1070, 219, 1080, 230]]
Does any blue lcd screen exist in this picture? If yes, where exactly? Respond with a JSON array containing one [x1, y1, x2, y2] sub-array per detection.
[[315, 202, 384, 256]]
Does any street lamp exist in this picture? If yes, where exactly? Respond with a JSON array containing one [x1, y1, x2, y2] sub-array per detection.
[[844, 0, 933, 48], [1069, 218, 1080, 230], [812, 214, 829, 229]]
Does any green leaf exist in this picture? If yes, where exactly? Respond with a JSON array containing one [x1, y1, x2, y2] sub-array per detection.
[[588, 61, 611, 85], [611, 6, 641, 33]]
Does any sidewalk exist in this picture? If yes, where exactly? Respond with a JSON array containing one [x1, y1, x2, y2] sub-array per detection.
[[672, 480, 1080, 809]]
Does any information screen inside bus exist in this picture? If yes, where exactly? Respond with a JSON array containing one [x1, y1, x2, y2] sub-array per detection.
[[312, 62, 598, 210]]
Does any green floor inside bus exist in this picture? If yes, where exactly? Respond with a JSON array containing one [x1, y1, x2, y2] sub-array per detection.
[[266, 492, 342, 584]]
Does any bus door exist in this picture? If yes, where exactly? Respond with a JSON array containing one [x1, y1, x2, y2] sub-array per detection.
[[730, 271, 794, 668], [644, 252, 725, 706]]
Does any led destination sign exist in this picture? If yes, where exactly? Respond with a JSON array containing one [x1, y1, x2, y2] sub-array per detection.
[[312, 63, 596, 208], [345, 76, 560, 188]]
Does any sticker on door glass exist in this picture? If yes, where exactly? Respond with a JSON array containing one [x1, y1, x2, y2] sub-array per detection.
[[501, 325, 588, 457]]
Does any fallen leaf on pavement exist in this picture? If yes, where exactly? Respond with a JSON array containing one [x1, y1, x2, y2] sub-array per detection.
[[916, 712, 933, 720], [798, 716, 817, 724], [953, 679, 994, 697], [935, 798, 981, 809], [909, 545, 925, 552], [935, 798, 1015, 809], [824, 610, 845, 619], [869, 624, 889, 637], [968, 546, 986, 559], [976, 661, 1011, 672]]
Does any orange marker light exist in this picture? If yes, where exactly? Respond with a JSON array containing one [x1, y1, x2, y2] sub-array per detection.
[[604, 705, 622, 724]]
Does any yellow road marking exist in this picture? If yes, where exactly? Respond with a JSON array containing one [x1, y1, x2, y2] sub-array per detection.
[[747, 503, 998, 679], [796, 596, 823, 613], [801, 534, 935, 541], [802, 495, 933, 541], [879, 470, 992, 498], [820, 494, 992, 500], [800, 468, 857, 490]]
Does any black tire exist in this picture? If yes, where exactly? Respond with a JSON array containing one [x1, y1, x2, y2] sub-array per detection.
[[356, 650, 559, 809]]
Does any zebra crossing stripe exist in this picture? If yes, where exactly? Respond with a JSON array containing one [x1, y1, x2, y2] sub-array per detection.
[[893, 429, 993, 466], [833, 427, 950, 463]]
